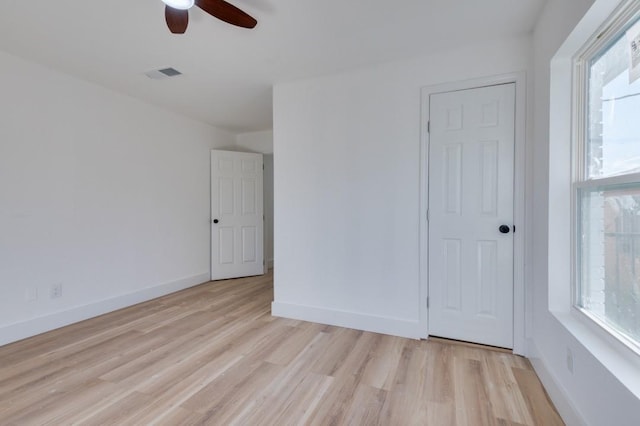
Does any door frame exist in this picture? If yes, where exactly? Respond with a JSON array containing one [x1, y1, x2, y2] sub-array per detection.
[[210, 149, 265, 281], [419, 72, 527, 355]]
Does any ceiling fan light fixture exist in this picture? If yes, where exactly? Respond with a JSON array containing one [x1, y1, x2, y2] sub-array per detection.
[[161, 0, 194, 10]]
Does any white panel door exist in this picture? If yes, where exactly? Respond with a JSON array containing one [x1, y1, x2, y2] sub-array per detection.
[[428, 83, 515, 348], [211, 150, 264, 280]]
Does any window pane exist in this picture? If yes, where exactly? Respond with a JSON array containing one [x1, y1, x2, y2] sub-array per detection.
[[578, 184, 640, 344], [587, 17, 640, 179]]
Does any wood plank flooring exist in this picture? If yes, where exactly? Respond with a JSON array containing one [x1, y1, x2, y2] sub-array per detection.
[[0, 272, 563, 425]]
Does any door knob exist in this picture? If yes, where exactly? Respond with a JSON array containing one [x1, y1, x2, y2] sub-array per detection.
[[213, 219, 219, 224], [499, 225, 510, 234]]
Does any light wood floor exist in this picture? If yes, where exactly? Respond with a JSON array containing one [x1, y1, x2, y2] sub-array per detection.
[[0, 272, 563, 425]]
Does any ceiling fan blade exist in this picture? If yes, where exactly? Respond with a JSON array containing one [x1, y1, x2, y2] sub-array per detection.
[[195, 0, 257, 29], [165, 6, 189, 34]]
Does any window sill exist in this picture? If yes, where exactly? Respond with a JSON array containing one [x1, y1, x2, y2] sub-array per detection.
[[550, 309, 640, 399]]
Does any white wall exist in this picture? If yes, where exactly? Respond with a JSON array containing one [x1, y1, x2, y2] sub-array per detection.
[[529, 0, 640, 424], [234, 130, 274, 269], [272, 37, 532, 338], [0, 51, 234, 345], [235, 130, 274, 154]]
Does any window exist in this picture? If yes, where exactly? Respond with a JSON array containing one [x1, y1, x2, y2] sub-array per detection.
[[575, 3, 640, 352]]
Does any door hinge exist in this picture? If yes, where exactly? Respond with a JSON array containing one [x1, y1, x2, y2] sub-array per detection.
[[427, 121, 430, 133], [426, 297, 429, 309], [426, 209, 430, 221]]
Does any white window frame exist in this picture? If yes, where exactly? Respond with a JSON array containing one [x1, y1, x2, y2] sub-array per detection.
[[572, 0, 640, 357], [548, 0, 640, 402]]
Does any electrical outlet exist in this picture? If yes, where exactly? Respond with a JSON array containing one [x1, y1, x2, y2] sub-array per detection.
[[566, 347, 574, 374], [25, 288, 38, 302], [50, 283, 62, 299]]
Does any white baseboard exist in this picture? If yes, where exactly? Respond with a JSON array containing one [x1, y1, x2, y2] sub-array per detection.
[[527, 339, 587, 426], [271, 301, 422, 339], [0, 272, 210, 347]]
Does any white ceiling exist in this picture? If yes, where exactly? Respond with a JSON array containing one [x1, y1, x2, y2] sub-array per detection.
[[0, 0, 546, 133]]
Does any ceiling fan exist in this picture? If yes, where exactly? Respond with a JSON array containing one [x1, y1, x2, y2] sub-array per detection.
[[161, 0, 257, 34]]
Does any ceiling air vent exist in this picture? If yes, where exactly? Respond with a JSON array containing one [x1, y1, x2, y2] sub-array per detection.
[[144, 67, 183, 80]]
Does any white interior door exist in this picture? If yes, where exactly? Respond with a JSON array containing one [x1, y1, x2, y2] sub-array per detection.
[[211, 150, 264, 280], [428, 83, 515, 348]]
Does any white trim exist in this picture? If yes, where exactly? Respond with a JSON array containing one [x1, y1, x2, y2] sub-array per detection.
[[549, 0, 640, 401], [210, 150, 265, 281], [573, 306, 640, 360], [0, 272, 210, 347], [527, 339, 589, 426], [575, 172, 640, 188], [271, 301, 423, 339], [419, 72, 528, 355]]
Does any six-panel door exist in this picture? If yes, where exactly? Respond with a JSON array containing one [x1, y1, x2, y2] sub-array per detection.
[[211, 150, 264, 280], [428, 83, 515, 348]]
